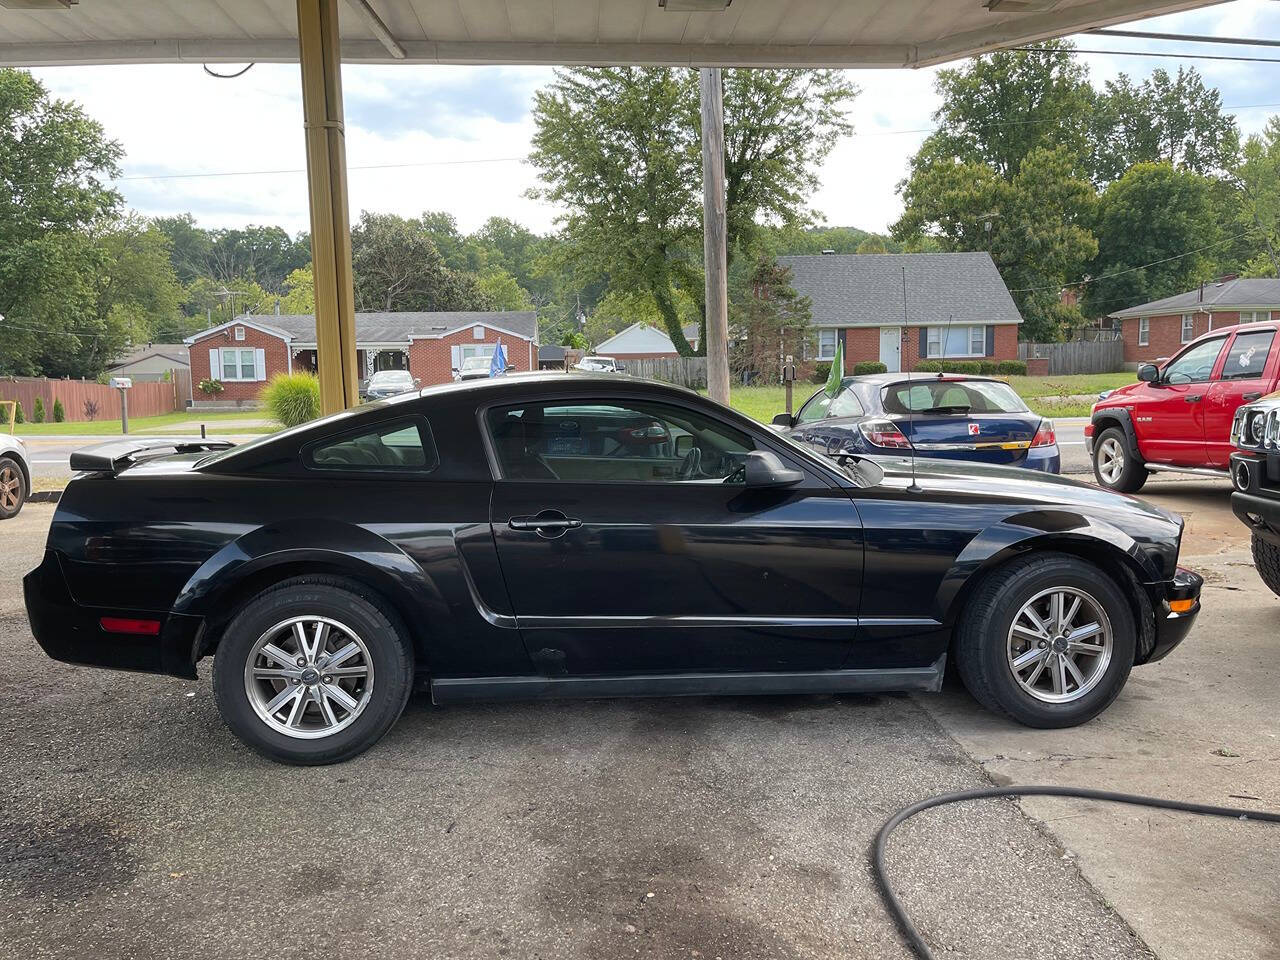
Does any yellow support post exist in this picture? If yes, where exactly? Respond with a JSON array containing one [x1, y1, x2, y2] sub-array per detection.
[[297, 0, 358, 413]]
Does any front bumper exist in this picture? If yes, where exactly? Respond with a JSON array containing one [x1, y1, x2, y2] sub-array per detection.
[[1140, 566, 1204, 664], [24, 549, 201, 679], [1229, 451, 1280, 547]]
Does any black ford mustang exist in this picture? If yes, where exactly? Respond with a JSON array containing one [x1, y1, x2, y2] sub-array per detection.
[[25, 374, 1202, 765]]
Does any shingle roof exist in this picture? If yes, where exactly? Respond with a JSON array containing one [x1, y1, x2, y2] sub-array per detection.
[[108, 343, 190, 368], [208, 310, 538, 345], [777, 252, 1023, 328], [1108, 278, 1280, 319]]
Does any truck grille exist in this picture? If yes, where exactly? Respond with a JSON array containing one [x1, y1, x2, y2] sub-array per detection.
[[1232, 404, 1280, 451]]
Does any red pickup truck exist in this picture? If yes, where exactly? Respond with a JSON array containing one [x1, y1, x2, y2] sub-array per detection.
[[1086, 320, 1280, 492]]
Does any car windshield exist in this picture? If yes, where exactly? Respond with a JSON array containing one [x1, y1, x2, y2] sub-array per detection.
[[370, 371, 413, 386], [881, 379, 1028, 415]]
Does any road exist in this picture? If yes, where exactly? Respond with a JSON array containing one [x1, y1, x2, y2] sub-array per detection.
[[22, 423, 1096, 482], [1, 477, 1275, 960]]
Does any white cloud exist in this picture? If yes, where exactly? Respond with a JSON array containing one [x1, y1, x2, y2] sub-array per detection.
[[27, 0, 1280, 238]]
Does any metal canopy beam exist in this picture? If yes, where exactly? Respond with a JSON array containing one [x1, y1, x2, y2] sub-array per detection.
[[297, 0, 359, 414]]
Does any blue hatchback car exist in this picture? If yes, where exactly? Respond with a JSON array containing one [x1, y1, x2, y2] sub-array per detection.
[[774, 373, 1060, 474]]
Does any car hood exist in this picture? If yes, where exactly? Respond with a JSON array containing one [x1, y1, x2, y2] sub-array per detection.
[[852, 453, 1184, 577]]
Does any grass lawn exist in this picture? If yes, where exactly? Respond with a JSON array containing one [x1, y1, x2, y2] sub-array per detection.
[[10, 409, 276, 437]]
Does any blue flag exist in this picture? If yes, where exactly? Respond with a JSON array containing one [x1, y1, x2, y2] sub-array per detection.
[[489, 341, 507, 378]]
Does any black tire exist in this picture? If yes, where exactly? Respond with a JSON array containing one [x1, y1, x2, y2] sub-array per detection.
[[212, 575, 414, 765], [954, 553, 1136, 728], [0, 455, 27, 520], [1252, 533, 1280, 597], [1091, 426, 1148, 493]]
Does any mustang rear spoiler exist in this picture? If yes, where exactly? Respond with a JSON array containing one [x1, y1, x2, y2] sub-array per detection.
[[68, 437, 235, 474]]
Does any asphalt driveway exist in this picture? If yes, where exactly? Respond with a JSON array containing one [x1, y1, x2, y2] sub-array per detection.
[[1, 478, 1276, 960]]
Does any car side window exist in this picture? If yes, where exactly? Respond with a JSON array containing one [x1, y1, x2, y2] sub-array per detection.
[[827, 388, 864, 418], [1219, 330, 1275, 380], [1162, 337, 1227, 384], [795, 392, 831, 423], [306, 418, 438, 472], [487, 400, 754, 483]]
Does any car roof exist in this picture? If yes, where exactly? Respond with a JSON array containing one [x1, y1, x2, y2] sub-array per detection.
[[840, 372, 1011, 390]]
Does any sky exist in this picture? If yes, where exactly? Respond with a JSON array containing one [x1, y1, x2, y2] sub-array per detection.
[[27, 0, 1280, 240]]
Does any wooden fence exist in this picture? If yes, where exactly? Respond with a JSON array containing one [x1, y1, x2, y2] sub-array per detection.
[[624, 356, 708, 389], [0, 374, 186, 423], [1018, 339, 1124, 376]]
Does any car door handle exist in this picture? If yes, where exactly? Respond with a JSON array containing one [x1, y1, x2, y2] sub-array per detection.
[[1184, 394, 1202, 403], [508, 512, 582, 534], [1244, 392, 1262, 402]]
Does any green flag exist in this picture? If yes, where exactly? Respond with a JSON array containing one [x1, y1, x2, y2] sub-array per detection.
[[824, 339, 844, 397]]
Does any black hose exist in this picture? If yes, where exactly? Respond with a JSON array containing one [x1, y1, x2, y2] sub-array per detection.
[[873, 785, 1280, 960]]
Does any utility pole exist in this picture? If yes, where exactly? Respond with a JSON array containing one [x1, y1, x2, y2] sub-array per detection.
[[700, 67, 730, 405]]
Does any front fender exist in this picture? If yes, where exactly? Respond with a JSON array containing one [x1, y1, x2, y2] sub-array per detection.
[[171, 519, 450, 663], [1091, 407, 1143, 463], [935, 508, 1164, 626]]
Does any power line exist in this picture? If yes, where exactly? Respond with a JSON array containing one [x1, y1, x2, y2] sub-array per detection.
[[1088, 28, 1280, 49], [1016, 45, 1280, 65]]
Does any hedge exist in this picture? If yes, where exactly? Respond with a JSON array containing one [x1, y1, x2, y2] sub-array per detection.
[[852, 361, 887, 375], [914, 359, 1027, 376]]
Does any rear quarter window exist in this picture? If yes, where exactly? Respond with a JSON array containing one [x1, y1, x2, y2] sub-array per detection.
[[304, 418, 439, 473]]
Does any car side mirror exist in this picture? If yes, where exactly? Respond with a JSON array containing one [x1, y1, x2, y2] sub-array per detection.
[[1137, 363, 1161, 383], [674, 434, 694, 457], [771, 412, 795, 428], [744, 450, 804, 488]]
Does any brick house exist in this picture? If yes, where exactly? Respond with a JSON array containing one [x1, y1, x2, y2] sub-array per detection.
[[777, 252, 1022, 373], [1109, 278, 1280, 368], [185, 310, 538, 407]]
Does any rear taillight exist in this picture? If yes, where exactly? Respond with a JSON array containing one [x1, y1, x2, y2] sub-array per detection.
[[1032, 419, 1057, 447], [99, 617, 161, 636], [858, 418, 912, 449]]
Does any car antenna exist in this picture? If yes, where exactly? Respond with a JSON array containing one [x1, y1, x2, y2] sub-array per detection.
[[903, 264, 921, 494]]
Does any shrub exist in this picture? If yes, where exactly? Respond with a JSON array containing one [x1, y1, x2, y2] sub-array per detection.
[[82, 398, 99, 421], [852, 361, 887, 375], [198, 378, 225, 396], [810, 361, 832, 384], [262, 371, 321, 427], [915, 360, 982, 375], [32, 397, 45, 423], [997, 360, 1027, 376], [13, 402, 23, 424], [977, 360, 999, 375], [52, 398, 65, 422]]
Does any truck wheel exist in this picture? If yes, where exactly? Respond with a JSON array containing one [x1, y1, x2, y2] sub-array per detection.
[[954, 553, 1136, 728], [1092, 427, 1148, 493], [1252, 533, 1280, 597], [213, 575, 414, 765]]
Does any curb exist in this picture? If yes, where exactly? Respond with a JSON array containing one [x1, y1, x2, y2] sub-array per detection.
[[29, 491, 63, 504]]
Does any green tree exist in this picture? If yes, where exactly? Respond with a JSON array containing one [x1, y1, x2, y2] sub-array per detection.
[[277, 264, 316, 314], [729, 259, 811, 381], [0, 69, 122, 376], [1091, 67, 1239, 182], [894, 147, 1096, 341], [350, 212, 493, 312], [1082, 163, 1219, 318], [152, 213, 214, 285], [529, 66, 855, 356], [856, 236, 888, 254], [1226, 116, 1280, 277], [476, 268, 534, 311], [911, 41, 1094, 182]]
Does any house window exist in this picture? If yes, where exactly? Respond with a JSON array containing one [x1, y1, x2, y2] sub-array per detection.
[[817, 329, 837, 360], [1240, 310, 1271, 324], [460, 344, 496, 364], [234, 326, 245, 341], [219, 348, 260, 382], [1138, 317, 1150, 346], [473, 325, 485, 340], [925, 325, 986, 358], [1181, 314, 1195, 344]]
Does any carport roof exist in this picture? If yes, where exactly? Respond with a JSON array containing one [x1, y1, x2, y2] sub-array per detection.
[[0, 0, 1226, 68]]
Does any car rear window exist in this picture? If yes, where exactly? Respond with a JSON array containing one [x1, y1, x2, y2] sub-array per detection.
[[305, 418, 438, 472], [881, 380, 1028, 415]]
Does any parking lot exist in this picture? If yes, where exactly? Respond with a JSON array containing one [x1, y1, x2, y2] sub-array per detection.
[[2, 478, 1277, 960]]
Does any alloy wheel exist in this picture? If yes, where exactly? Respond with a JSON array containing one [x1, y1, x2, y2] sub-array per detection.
[[1096, 437, 1124, 485], [1006, 587, 1113, 704], [243, 615, 374, 739], [0, 463, 21, 512]]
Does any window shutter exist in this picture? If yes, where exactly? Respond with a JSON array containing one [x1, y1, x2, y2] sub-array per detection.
[[918, 328, 927, 358], [985, 325, 995, 357], [209, 348, 220, 379], [254, 348, 266, 381], [451, 345, 461, 369]]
